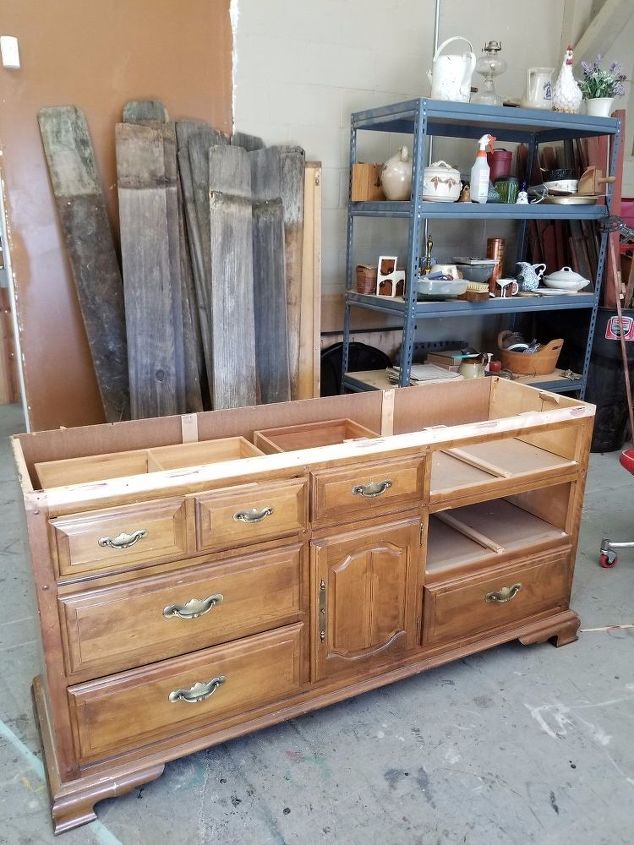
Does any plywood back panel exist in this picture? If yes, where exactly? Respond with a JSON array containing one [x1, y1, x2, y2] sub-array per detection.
[[0, 0, 232, 431], [392, 380, 492, 433]]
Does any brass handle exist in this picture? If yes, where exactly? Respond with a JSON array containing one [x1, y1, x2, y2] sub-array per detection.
[[352, 480, 392, 498], [163, 593, 224, 620], [485, 583, 522, 604], [233, 506, 274, 523], [98, 529, 147, 550], [319, 578, 327, 642], [168, 675, 226, 704]]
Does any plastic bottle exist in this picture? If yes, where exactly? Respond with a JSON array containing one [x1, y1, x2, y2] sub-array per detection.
[[470, 134, 496, 204]]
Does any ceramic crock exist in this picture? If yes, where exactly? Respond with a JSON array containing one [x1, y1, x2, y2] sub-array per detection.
[[422, 160, 461, 202]]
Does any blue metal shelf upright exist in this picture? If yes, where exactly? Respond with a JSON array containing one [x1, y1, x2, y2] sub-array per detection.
[[341, 98, 621, 396]]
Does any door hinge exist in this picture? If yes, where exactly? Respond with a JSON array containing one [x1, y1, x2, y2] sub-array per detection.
[[420, 523, 425, 546], [319, 578, 326, 641]]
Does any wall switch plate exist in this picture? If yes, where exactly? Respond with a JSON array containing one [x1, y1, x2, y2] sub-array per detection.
[[1, 36, 21, 69]]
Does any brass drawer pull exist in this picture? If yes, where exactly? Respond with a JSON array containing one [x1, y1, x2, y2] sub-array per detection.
[[98, 529, 147, 550], [485, 583, 522, 604], [352, 480, 392, 498], [163, 593, 224, 620], [233, 506, 274, 524], [168, 675, 226, 704]]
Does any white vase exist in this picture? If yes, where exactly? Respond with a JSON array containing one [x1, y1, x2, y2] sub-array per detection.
[[380, 146, 412, 201], [586, 97, 615, 117]]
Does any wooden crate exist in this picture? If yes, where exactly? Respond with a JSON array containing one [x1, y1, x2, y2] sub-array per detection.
[[351, 163, 385, 201]]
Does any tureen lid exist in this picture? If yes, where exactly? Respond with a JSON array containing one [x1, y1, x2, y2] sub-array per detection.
[[544, 266, 587, 283]]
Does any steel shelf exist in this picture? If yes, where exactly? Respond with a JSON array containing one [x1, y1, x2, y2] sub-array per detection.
[[351, 99, 620, 143], [350, 201, 609, 221], [343, 372, 584, 395], [341, 97, 622, 396], [347, 290, 595, 318]]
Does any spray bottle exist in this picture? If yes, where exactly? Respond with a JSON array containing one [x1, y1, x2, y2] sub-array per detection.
[[470, 134, 496, 204]]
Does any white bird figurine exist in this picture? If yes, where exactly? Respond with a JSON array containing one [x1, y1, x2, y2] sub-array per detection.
[[553, 46, 582, 113]]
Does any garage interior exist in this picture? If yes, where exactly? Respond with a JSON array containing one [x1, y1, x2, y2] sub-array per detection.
[[0, 1, 633, 843]]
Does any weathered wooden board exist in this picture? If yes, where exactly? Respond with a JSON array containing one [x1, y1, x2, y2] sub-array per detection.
[[208, 144, 256, 409], [297, 162, 322, 399], [175, 121, 215, 393], [116, 122, 184, 419], [176, 175, 205, 412], [231, 131, 264, 151], [250, 145, 305, 398], [252, 199, 290, 404], [38, 106, 130, 422], [122, 100, 169, 123]]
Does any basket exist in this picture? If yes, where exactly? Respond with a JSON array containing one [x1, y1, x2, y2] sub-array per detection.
[[356, 264, 378, 294], [497, 331, 564, 375]]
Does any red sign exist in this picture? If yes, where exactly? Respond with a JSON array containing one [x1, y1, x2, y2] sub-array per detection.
[[605, 316, 634, 341]]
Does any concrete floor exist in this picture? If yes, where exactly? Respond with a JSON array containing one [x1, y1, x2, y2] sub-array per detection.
[[0, 403, 633, 845]]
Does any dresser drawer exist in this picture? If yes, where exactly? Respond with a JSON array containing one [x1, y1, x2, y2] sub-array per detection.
[[311, 456, 425, 524], [50, 497, 190, 578], [194, 478, 307, 552], [59, 543, 306, 677], [68, 623, 304, 762], [423, 552, 570, 645]]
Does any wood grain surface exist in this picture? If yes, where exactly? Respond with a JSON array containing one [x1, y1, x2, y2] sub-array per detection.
[[38, 106, 129, 422]]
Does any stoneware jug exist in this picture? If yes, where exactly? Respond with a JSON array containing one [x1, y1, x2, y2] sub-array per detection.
[[380, 146, 412, 201], [427, 36, 476, 103], [516, 261, 546, 291], [521, 67, 554, 109]]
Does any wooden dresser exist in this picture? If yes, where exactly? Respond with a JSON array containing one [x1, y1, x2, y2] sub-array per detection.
[[12, 378, 593, 833]]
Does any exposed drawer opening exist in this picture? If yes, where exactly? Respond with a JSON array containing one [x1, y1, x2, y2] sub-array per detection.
[[426, 484, 572, 580]]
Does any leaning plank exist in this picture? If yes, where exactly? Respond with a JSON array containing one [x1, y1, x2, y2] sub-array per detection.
[[116, 122, 183, 419], [175, 121, 216, 393], [250, 146, 305, 398], [297, 162, 322, 399], [252, 199, 290, 404], [122, 100, 169, 123], [38, 106, 129, 422], [209, 190, 257, 409], [231, 131, 264, 151]]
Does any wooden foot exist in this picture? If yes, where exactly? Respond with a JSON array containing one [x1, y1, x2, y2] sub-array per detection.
[[518, 610, 580, 648], [32, 676, 165, 834]]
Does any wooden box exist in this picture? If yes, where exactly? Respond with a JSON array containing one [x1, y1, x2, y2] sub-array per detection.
[[253, 418, 379, 453], [351, 163, 385, 201]]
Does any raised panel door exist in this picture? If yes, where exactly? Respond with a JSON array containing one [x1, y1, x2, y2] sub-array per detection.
[[312, 517, 422, 681]]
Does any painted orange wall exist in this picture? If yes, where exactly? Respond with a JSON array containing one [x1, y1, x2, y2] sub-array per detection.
[[0, 0, 232, 430]]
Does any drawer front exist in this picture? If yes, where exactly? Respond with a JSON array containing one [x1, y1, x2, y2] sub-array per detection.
[[423, 552, 570, 645], [194, 478, 308, 552], [59, 544, 305, 676], [69, 623, 304, 762], [311, 457, 425, 524], [51, 497, 190, 578]]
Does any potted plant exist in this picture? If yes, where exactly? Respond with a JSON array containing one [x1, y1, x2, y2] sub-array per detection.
[[579, 56, 627, 116]]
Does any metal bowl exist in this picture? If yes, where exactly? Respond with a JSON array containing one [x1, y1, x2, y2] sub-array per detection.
[[455, 264, 493, 283]]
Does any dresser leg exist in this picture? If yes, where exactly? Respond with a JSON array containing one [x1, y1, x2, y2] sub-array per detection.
[[517, 610, 581, 648], [32, 675, 165, 834]]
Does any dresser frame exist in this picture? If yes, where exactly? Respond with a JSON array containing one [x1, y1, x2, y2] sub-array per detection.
[[12, 378, 593, 833]]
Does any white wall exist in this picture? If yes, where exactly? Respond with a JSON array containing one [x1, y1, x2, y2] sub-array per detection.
[[234, 0, 567, 305]]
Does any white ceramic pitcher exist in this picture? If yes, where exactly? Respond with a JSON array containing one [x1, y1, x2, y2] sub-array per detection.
[[521, 67, 554, 109], [427, 36, 476, 103]]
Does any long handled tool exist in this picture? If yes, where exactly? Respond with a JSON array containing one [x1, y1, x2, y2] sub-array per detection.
[[607, 234, 634, 440]]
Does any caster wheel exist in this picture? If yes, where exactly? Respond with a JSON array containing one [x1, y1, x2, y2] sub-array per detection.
[[599, 552, 618, 568]]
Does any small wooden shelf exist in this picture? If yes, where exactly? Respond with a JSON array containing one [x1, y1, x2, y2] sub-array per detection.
[[253, 418, 379, 454], [429, 438, 577, 506], [34, 437, 263, 489], [426, 498, 568, 578]]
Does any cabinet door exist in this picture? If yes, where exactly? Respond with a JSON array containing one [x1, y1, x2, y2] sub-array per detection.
[[312, 517, 422, 681]]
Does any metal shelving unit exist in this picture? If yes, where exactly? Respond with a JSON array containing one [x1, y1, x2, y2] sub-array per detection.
[[341, 98, 621, 396]]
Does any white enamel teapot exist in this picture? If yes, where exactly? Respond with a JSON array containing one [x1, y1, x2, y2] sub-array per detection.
[[428, 36, 476, 103]]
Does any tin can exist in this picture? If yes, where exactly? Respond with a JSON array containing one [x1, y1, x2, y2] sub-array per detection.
[[486, 237, 505, 295]]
